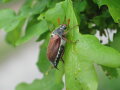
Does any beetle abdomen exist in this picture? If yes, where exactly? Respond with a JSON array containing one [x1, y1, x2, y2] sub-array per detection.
[[53, 38, 66, 67], [55, 45, 64, 61], [47, 35, 61, 62]]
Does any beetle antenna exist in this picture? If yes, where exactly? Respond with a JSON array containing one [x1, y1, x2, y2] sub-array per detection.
[[63, 25, 79, 35], [67, 19, 70, 28], [69, 24, 79, 30], [57, 17, 61, 25]]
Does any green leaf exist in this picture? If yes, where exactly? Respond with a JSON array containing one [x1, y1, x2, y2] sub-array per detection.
[[0, 9, 21, 32], [19, 0, 47, 18], [16, 67, 64, 90], [36, 31, 50, 42], [2, 0, 12, 3], [96, 0, 120, 23], [102, 66, 119, 78], [65, 10, 120, 89], [5, 20, 25, 46], [45, 1, 66, 26], [44, 0, 98, 90], [65, 60, 98, 90], [63, 0, 98, 90], [6, 29, 21, 46], [73, 0, 87, 13], [92, 11, 108, 30], [68, 22, 120, 81], [36, 23, 54, 42], [36, 33, 51, 73], [75, 35, 120, 68], [16, 20, 48, 45], [110, 30, 120, 52], [6, 26, 21, 46], [103, 30, 120, 79], [52, 0, 120, 90]]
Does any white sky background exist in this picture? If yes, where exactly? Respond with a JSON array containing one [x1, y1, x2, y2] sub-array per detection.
[[0, 32, 42, 90]]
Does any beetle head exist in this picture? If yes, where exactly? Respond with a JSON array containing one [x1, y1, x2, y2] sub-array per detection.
[[60, 24, 67, 30]]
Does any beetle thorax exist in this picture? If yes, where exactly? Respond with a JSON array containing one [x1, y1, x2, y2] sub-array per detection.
[[52, 24, 67, 36]]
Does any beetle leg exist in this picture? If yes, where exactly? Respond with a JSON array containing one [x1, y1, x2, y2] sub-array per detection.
[[69, 24, 79, 30], [63, 30, 69, 35], [63, 37, 79, 44], [62, 36, 67, 41], [61, 57, 64, 63], [49, 30, 53, 33], [62, 37, 78, 44], [63, 25, 79, 35], [47, 24, 54, 33], [51, 65, 59, 70], [55, 66, 59, 70], [70, 40, 79, 44], [67, 19, 70, 28]]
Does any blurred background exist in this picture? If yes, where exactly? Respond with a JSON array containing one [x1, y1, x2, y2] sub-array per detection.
[[0, 0, 120, 90], [0, 0, 43, 90]]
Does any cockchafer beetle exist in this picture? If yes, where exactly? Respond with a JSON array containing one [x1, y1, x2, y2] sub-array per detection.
[[47, 18, 70, 69]]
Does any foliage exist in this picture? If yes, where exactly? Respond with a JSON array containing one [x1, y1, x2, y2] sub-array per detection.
[[0, 0, 120, 90]]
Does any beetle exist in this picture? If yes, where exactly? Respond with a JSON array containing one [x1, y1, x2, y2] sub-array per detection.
[[47, 18, 79, 69], [47, 23, 67, 69]]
